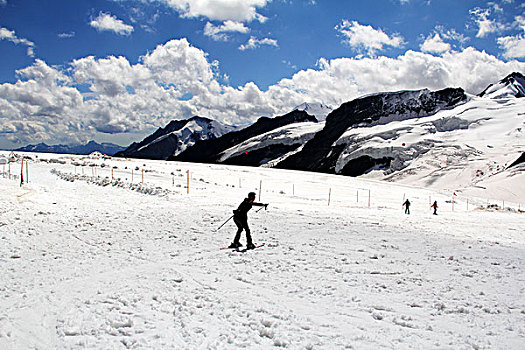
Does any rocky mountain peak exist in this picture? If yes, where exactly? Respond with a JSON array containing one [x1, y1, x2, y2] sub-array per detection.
[[479, 72, 525, 98]]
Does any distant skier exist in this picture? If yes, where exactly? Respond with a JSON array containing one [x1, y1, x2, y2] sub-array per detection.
[[228, 192, 268, 250], [403, 199, 411, 214], [431, 201, 438, 215]]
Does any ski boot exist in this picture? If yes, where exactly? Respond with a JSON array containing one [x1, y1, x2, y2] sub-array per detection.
[[228, 242, 242, 249]]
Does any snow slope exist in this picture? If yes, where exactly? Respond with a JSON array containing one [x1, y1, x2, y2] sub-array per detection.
[[218, 121, 324, 165], [342, 95, 525, 202], [0, 152, 524, 349]]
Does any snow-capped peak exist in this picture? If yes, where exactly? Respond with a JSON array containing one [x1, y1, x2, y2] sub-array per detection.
[[479, 72, 525, 99], [293, 102, 332, 121]]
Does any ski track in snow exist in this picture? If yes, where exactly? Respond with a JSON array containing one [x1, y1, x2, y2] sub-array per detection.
[[0, 155, 524, 349]]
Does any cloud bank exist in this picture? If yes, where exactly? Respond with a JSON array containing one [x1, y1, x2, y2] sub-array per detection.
[[0, 38, 524, 146]]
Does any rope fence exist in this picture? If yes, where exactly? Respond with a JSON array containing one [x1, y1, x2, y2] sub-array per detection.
[[1, 153, 523, 215]]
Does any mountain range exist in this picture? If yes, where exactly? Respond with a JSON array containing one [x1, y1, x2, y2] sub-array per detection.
[[15, 140, 125, 156], [122, 72, 523, 201], [12, 72, 525, 200], [172, 110, 318, 165]]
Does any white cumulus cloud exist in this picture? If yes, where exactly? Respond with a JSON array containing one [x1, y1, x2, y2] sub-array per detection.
[[420, 33, 451, 54], [90, 12, 134, 36], [497, 35, 525, 58], [204, 21, 250, 41], [335, 20, 404, 56], [151, 0, 269, 22], [496, 14, 525, 59], [239, 36, 278, 51]]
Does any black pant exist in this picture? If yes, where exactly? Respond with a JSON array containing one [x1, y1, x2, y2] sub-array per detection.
[[233, 215, 252, 245]]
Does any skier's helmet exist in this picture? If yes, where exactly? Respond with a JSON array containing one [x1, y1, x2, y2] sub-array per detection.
[[248, 192, 256, 200]]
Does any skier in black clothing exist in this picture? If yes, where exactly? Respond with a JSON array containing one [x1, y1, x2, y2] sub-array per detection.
[[403, 199, 411, 214], [229, 192, 268, 249]]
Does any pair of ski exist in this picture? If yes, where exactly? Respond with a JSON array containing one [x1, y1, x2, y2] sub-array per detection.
[[220, 243, 265, 252]]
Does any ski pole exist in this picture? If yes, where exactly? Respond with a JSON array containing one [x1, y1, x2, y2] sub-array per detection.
[[216, 215, 233, 231], [256, 204, 268, 213]]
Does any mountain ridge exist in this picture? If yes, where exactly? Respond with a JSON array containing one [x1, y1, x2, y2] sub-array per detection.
[[172, 110, 318, 163], [478, 72, 525, 99], [114, 116, 234, 160], [14, 140, 125, 156], [277, 87, 467, 174]]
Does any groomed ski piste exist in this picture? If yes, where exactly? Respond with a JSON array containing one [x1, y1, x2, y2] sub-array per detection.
[[0, 151, 524, 349]]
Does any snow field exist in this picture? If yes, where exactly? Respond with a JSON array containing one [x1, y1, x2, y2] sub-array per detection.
[[0, 152, 524, 349]]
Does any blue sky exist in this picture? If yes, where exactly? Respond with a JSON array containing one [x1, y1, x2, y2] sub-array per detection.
[[0, 0, 524, 148]]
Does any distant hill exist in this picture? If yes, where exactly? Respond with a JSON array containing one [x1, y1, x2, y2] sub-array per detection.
[[15, 141, 125, 156]]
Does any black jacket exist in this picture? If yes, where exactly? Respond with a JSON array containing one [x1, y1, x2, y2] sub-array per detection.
[[234, 198, 265, 218]]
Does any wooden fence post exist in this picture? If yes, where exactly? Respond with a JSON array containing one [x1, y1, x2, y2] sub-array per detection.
[[20, 158, 24, 186]]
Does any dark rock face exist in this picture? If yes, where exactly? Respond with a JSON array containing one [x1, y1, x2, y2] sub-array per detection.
[[508, 152, 525, 168], [172, 110, 317, 163], [277, 88, 467, 175], [340, 156, 393, 177]]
